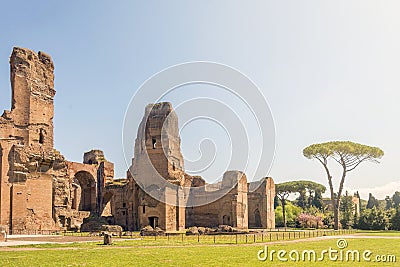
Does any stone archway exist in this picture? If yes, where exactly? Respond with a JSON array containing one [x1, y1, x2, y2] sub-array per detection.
[[72, 171, 96, 212]]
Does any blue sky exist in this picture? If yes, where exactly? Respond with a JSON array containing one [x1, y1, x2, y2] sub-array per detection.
[[1, 1, 399, 199]]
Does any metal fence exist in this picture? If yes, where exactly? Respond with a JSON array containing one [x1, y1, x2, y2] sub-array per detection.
[[136, 229, 357, 244], [8, 228, 357, 245]]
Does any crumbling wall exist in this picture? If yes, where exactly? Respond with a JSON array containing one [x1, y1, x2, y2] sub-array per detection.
[[248, 177, 275, 229], [0, 47, 58, 231], [185, 171, 248, 229], [0, 48, 116, 232]]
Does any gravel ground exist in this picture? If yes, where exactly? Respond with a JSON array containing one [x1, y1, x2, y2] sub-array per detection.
[[0, 234, 102, 247]]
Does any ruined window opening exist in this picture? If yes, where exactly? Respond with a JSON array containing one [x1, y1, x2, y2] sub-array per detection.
[[122, 211, 126, 216], [143, 205, 146, 214], [172, 162, 175, 171], [39, 129, 45, 144], [123, 202, 126, 208], [222, 215, 231, 225], [148, 216, 159, 228], [152, 138, 156, 149]]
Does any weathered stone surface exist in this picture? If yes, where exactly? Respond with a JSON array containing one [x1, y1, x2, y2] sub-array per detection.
[[186, 226, 199, 235], [140, 225, 165, 236], [101, 225, 122, 236], [103, 232, 112, 245]]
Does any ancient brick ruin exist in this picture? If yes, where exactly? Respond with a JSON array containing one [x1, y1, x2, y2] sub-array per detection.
[[107, 102, 275, 231], [0, 48, 114, 232], [0, 47, 275, 233]]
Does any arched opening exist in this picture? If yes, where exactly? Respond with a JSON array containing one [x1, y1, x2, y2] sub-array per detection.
[[222, 215, 231, 225], [72, 171, 96, 212], [254, 209, 262, 228]]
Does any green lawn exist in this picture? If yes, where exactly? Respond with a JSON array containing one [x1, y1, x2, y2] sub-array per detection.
[[354, 230, 400, 236], [1, 235, 399, 266]]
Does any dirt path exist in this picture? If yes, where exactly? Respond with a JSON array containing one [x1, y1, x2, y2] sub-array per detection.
[[1, 234, 399, 252]]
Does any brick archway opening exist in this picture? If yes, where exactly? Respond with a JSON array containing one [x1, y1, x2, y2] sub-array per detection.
[[72, 171, 96, 212]]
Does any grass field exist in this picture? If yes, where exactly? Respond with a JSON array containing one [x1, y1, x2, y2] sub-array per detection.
[[354, 230, 400, 236], [0, 231, 399, 266]]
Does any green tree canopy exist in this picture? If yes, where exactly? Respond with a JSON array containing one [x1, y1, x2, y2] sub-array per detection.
[[385, 196, 393, 210], [303, 141, 384, 230], [275, 181, 300, 228], [392, 191, 400, 208], [366, 193, 380, 209], [340, 191, 354, 229], [276, 180, 326, 227]]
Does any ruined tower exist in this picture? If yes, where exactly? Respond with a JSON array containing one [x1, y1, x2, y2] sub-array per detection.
[[131, 102, 185, 185], [111, 102, 276, 231], [9, 47, 55, 154], [0, 47, 57, 231], [128, 102, 186, 231]]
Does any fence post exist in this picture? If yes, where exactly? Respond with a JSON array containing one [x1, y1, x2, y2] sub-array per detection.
[[236, 234, 238, 244], [181, 233, 184, 242], [261, 233, 264, 242], [245, 235, 247, 243], [254, 234, 256, 243], [198, 234, 200, 243], [213, 235, 216, 244]]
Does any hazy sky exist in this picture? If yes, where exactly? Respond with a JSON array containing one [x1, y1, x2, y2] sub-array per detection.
[[1, 1, 399, 199]]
